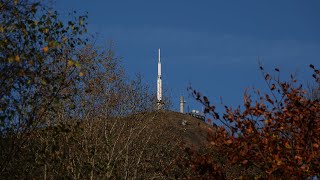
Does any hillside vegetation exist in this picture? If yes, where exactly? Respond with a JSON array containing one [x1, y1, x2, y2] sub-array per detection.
[[1, 110, 213, 179]]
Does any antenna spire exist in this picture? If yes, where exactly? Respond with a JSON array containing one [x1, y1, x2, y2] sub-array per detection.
[[157, 48, 162, 109], [158, 48, 160, 62]]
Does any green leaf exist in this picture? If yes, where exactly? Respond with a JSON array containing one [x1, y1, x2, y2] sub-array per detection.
[[79, 17, 84, 26], [41, 79, 47, 85]]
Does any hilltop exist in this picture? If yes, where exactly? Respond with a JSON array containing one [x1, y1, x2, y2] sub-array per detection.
[[133, 111, 213, 148], [97, 110, 216, 178], [113, 110, 216, 178], [2, 110, 215, 179]]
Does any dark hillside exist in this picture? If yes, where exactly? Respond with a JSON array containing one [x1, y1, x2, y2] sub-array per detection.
[[102, 110, 216, 179], [1, 111, 216, 179]]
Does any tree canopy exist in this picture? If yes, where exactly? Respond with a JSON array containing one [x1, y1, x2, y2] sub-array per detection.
[[188, 65, 320, 179]]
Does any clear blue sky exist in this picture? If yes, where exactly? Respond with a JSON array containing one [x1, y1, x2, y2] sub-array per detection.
[[56, 0, 320, 113]]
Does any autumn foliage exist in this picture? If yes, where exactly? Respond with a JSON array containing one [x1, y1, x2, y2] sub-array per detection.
[[189, 65, 320, 179], [1, 1, 320, 179]]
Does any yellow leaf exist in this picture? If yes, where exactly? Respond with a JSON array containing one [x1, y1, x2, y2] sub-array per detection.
[[67, 60, 74, 67], [276, 160, 282, 166], [272, 134, 277, 139], [79, 72, 84, 77], [8, 56, 14, 63], [264, 119, 270, 124]]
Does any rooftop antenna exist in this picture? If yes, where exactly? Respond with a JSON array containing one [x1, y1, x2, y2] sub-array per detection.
[[157, 48, 163, 109]]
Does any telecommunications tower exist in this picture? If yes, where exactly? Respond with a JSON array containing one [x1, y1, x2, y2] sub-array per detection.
[[157, 48, 163, 109]]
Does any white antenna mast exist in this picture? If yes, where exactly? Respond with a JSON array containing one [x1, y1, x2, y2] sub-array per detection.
[[157, 48, 162, 109]]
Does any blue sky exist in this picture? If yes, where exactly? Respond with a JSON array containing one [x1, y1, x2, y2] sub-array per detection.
[[56, 0, 320, 113]]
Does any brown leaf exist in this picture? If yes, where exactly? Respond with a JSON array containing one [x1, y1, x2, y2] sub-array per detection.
[[225, 139, 233, 145], [265, 94, 274, 104], [260, 66, 263, 70], [265, 74, 270, 80], [271, 84, 275, 91], [242, 159, 248, 165], [310, 64, 315, 69]]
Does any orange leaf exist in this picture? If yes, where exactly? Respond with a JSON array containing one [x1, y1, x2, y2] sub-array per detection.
[[42, 46, 49, 53], [14, 55, 20, 62], [271, 84, 275, 90], [313, 143, 319, 149], [246, 127, 253, 133], [225, 139, 233, 145], [285, 142, 291, 149]]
